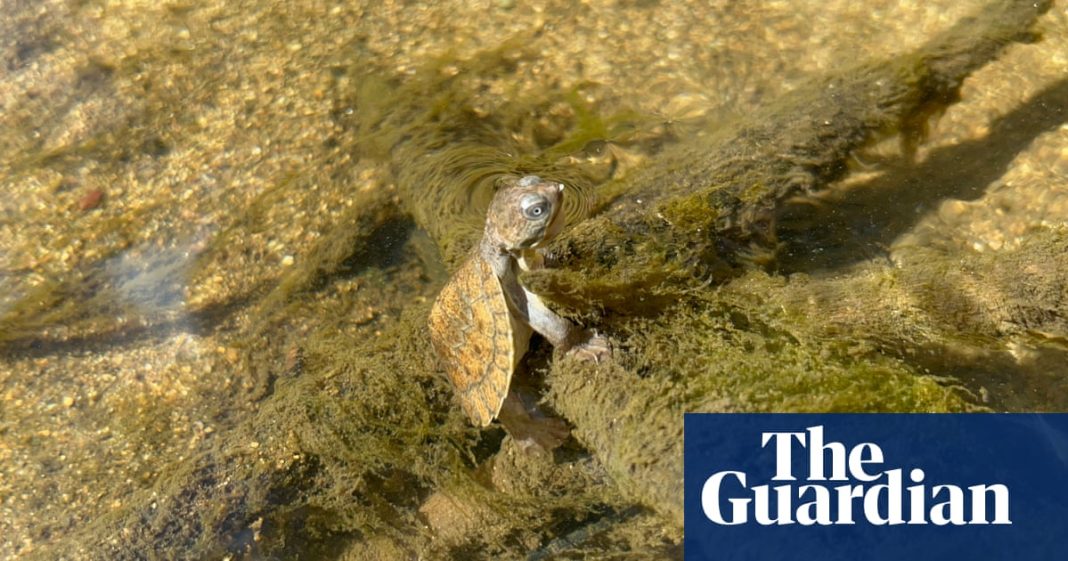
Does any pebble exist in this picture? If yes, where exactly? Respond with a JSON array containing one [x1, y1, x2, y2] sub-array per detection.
[[78, 189, 105, 211]]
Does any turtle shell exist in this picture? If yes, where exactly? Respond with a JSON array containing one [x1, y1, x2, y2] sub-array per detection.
[[429, 254, 530, 426]]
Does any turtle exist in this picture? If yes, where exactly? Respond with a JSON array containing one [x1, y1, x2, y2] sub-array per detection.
[[428, 174, 608, 429]]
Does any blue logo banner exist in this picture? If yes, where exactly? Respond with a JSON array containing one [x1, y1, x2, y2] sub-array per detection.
[[684, 414, 1068, 560]]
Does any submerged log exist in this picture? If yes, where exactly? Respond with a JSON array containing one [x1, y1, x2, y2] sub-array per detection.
[[540, 0, 1051, 527], [523, 0, 1052, 313]]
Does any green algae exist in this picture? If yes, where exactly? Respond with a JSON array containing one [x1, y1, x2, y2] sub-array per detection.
[[547, 291, 975, 529], [339, 38, 670, 272], [52, 295, 638, 560]]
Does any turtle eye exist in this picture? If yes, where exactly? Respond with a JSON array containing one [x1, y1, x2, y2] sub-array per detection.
[[520, 194, 550, 221]]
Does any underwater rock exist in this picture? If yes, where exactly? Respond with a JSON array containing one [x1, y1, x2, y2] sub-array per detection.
[[77, 188, 104, 211]]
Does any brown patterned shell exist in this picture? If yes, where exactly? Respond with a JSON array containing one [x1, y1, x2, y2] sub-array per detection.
[[428, 254, 529, 426]]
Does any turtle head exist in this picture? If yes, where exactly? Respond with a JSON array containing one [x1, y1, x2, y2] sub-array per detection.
[[485, 175, 566, 251]]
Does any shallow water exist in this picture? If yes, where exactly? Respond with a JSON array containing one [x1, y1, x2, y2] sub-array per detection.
[[1, 1, 1066, 559]]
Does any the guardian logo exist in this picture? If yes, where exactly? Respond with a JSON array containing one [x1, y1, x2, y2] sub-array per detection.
[[701, 426, 1011, 526], [685, 414, 1068, 560]]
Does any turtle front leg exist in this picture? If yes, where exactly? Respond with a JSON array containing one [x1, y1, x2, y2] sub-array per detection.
[[523, 289, 610, 363]]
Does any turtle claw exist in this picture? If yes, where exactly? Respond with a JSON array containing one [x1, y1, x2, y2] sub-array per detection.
[[511, 417, 570, 454], [565, 331, 611, 364], [498, 390, 570, 453]]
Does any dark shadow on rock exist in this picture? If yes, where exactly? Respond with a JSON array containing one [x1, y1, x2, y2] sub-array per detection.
[[776, 76, 1068, 273], [314, 216, 415, 288]]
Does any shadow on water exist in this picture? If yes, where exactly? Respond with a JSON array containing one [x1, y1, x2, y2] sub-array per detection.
[[0, 216, 417, 361], [776, 76, 1068, 274], [320, 216, 415, 284], [771, 77, 1068, 411], [0, 286, 263, 360]]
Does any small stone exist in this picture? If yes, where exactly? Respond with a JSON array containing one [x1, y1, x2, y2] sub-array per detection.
[[78, 189, 105, 211], [62, 396, 75, 408], [281, 255, 294, 267]]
